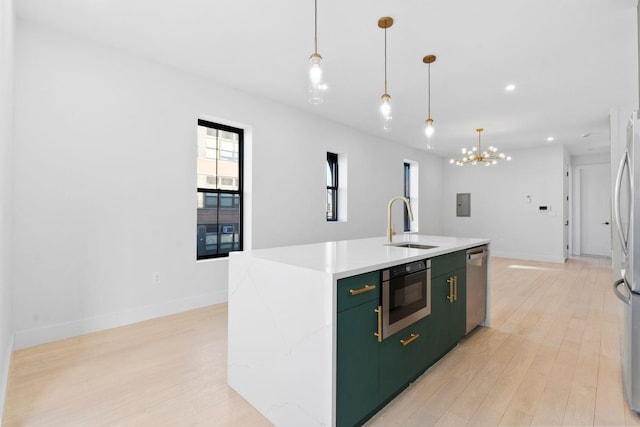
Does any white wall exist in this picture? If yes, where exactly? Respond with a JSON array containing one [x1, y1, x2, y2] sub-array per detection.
[[0, 0, 14, 418], [572, 152, 610, 166], [440, 145, 566, 263], [12, 22, 444, 349]]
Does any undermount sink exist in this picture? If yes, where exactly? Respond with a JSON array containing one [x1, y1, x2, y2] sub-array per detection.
[[388, 242, 438, 250]]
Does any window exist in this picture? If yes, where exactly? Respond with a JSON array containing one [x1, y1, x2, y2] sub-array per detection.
[[197, 119, 243, 259], [404, 162, 411, 232], [327, 152, 338, 221]]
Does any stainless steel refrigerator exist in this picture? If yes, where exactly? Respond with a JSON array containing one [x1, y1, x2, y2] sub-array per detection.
[[613, 110, 640, 412]]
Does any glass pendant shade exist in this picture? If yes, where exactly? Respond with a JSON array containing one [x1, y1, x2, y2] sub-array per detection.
[[425, 119, 434, 138], [380, 94, 392, 132], [308, 53, 323, 104], [425, 117, 434, 149]]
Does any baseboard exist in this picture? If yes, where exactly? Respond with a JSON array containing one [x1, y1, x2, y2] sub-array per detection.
[[13, 290, 227, 350], [490, 250, 565, 264], [0, 333, 14, 425]]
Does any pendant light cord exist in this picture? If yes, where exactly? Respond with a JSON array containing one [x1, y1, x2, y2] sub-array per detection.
[[384, 26, 388, 94], [314, 0, 318, 54], [427, 63, 431, 118]]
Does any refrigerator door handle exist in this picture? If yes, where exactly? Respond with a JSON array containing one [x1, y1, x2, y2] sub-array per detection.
[[614, 150, 630, 255], [613, 277, 631, 305]]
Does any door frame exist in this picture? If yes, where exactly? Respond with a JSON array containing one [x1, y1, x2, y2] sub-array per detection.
[[563, 163, 570, 260], [571, 165, 580, 256]]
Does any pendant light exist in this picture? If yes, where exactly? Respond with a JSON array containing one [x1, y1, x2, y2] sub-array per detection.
[[308, 0, 324, 104], [450, 128, 512, 166], [378, 17, 394, 132], [423, 55, 436, 149]]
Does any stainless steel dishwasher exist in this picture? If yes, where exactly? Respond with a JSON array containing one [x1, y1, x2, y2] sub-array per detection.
[[466, 245, 488, 334]]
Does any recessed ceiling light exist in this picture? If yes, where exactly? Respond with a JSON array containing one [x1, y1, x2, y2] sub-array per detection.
[[505, 84, 516, 92], [547, 137, 554, 142]]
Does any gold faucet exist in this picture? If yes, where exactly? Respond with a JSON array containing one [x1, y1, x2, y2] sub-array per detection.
[[387, 196, 414, 243]]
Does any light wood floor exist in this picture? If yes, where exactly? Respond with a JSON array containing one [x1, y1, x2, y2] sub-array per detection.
[[3, 256, 640, 426]]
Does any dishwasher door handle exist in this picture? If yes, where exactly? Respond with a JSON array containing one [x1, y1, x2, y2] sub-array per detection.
[[467, 251, 488, 261]]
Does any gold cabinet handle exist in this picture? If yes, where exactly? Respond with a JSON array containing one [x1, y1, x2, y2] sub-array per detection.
[[453, 276, 458, 302], [447, 277, 454, 303], [374, 306, 382, 343], [350, 284, 376, 296], [400, 333, 420, 346]]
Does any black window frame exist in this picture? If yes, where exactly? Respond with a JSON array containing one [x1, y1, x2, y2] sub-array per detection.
[[404, 162, 411, 232], [327, 152, 339, 222], [197, 119, 244, 260]]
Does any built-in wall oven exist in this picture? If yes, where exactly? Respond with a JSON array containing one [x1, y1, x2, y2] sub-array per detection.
[[381, 259, 431, 340]]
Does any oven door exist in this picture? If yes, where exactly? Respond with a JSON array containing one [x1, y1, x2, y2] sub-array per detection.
[[382, 269, 431, 339]]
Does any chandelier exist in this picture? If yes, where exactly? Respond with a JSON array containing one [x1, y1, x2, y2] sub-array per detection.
[[450, 128, 512, 166]]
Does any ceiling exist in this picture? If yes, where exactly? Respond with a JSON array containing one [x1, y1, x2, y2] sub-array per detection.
[[15, 0, 640, 158]]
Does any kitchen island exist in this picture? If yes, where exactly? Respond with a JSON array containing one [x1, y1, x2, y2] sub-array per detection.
[[228, 235, 489, 427]]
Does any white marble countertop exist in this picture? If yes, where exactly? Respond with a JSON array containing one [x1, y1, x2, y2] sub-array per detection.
[[234, 234, 489, 280]]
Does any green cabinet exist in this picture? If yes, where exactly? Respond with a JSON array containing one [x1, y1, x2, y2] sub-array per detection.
[[450, 268, 467, 343], [430, 251, 467, 360], [431, 250, 466, 278], [379, 314, 431, 403], [336, 272, 380, 427], [336, 250, 470, 426]]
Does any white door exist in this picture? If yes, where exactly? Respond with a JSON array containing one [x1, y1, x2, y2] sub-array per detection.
[[580, 164, 612, 256]]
